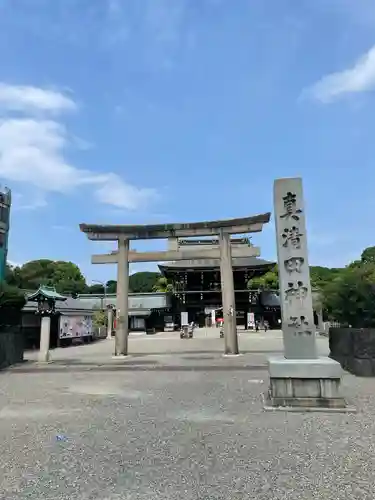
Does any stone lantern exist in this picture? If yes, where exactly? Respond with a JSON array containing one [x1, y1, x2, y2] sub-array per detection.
[[27, 286, 67, 362], [106, 304, 115, 339]]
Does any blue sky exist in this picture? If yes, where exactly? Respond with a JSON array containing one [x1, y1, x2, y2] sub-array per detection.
[[1, 0, 375, 283]]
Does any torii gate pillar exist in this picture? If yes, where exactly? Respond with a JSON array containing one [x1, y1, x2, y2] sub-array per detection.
[[115, 237, 129, 356], [219, 230, 239, 355]]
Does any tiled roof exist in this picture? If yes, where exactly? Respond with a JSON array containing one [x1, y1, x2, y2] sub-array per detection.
[[23, 297, 94, 313], [27, 286, 67, 302], [159, 257, 275, 270]]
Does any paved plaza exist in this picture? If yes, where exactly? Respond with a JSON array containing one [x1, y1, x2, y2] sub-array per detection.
[[0, 328, 374, 499]]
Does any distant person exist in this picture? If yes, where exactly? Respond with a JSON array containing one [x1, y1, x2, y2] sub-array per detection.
[[264, 320, 269, 332], [255, 320, 259, 332]]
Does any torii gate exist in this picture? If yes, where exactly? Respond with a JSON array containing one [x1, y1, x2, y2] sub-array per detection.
[[80, 213, 270, 356]]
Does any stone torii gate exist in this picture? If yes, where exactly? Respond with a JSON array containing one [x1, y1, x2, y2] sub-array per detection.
[[80, 214, 270, 356]]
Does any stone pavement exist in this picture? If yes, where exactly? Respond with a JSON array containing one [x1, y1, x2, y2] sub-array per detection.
[[0, 328, 374, 499]]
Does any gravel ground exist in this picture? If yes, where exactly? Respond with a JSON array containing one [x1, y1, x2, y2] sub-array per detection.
[[0, 330, 374, 499]]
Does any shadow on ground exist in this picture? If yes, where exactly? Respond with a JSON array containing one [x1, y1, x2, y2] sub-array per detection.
[[49, 349, 281, 357], [8, 361, 268, 374]]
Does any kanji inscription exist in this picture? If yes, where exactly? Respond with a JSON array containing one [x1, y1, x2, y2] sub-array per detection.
[[274, 177, 317, 358], [249, 292, 258, 305], [287, 315, 313, 335], [281, 226, 303, 249], [288, 315, 309, 328], [280, 192, 302, 221], [285, 281, 308, 301], [284, 257, 304, 274]]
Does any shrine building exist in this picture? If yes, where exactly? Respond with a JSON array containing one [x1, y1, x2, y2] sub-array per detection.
[[158, 237, 281, 329]]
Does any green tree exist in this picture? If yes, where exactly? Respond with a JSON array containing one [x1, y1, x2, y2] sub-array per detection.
[[106, 280, 117, 293], [86, 284, 105, 295], [322, 263, 375, 327], [0, 282, 26, 310], [0, 282, 27, 327], [93, 309, 107, 327], [152, 276, 173, 292], [247, 265, 279, 290], [246, 264, 343, 292], [5, 263, 22, 288], [129, 272, 161, 293], [47, 260, 86, 294], [310, 266, 342, 289], [347, 260, 362, 269], [360, 246, 375, 265], [7, 259, 87, 294]]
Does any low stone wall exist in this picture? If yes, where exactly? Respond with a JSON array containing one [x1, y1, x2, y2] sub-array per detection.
[[329, 327, 375, 377], [0, 327, 24, 370]]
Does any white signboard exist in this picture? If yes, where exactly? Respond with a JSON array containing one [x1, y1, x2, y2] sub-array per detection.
[[247, 312, 255, 328], [181, 311, 189, 326], [59, 315, 93, 339]]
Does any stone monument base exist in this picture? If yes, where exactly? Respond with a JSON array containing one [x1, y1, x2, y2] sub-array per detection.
[[264, 356, 352, 411]]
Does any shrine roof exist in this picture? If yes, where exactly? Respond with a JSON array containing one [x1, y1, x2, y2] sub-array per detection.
[[27, 285, 68, 302], [79, 213, 271, 240], [159, 257, 275, 271]]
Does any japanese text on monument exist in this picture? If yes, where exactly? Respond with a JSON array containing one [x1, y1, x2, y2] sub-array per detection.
[[279, 190, 312, 336]]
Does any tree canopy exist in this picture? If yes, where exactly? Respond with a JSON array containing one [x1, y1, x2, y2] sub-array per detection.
[[152, 276, 173, 293], [246, 265, 341, 291], [0, 282, 26, 310], [247, 265, 279, 290], [245, 246, 375, 327], [5, 261, 162, 295], [84, 280, 118, 295], [0, 281, 27, 327], [360, 246, 375, 265], [6, 260, 87, 294], [322, 263, 375, 327], [321, 247, 375, 327], [129, 272, 161, 293], [106, 280, 117, 294]]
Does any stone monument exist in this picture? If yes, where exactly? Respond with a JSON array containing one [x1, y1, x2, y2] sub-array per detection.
[[266, 177, 348, 410]]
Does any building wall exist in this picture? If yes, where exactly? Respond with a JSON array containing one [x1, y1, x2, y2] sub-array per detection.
[[77, 292, 171, 310], [0, 187, 11, 282]]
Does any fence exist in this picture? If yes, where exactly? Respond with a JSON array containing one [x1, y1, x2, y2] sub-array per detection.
[[0, 326, 24, 369], [320, 320, 340, 336]]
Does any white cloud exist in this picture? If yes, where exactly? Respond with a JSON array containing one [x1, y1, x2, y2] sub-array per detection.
[[308, 44, 375, 102], [0, 83, 157, 211], [0, 118, 78, 191], [12, 191, 48, 211], [0, 83, 77, 114], [95, 173, 158, 210]]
